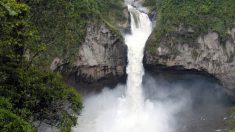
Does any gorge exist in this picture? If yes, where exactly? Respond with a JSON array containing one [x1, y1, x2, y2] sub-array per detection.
[[1, 0, 235, 132], [72, 4, 167, 132], [72, 1, 233, 132]]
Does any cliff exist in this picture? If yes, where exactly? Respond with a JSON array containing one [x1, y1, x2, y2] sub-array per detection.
[[26, 0, 128, 85], [52, 22, 127, 83], [144, 0, 235, 97], [145, 27, 235, 96]]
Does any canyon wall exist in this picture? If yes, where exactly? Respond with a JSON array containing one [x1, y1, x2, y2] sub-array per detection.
[[51, 22, 127, 84], [145, 25, 235, 97]]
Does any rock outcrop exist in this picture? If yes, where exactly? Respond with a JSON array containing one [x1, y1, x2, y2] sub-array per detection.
[[145, 26, 235, 96], [52, 22, 127, 83]]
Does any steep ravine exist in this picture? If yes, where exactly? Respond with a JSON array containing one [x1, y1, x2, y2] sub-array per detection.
[[144, 24, 235, 97]]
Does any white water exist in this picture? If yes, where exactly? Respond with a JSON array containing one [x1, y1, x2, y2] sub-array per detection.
[[125, 5, 152, 111], [72, 4, 184, 132]]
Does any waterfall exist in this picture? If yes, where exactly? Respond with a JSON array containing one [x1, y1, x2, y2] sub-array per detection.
[[125, 5, 152, 110], [72, 3, 174, 132]]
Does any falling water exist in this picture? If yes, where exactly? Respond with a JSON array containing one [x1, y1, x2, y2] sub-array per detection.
[[125, 5, 152, 110], [70, 1, 233, 132], [72, 3, 176, 132]]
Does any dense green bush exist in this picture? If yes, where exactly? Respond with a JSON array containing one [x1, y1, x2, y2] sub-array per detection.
[[0, 0, 83, 131], [0, 0, 44, 63], [0, 108, 35, 132], [0, 65, 83, 131], [0, 98, 34, 132]]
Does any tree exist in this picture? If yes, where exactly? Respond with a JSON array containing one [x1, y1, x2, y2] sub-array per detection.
[[0, 1, 83, 131]]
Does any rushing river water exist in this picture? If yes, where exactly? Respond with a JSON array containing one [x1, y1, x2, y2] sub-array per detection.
[[72, 2, 233, 132]]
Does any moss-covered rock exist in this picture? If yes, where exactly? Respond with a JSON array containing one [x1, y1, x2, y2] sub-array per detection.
[[145, 0, 235, 48], [23, 0, 127, 67], [144, 0, 235, 111]]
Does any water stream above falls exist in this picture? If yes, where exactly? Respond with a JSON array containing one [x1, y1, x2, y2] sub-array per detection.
[[72, 4, 233, 132]]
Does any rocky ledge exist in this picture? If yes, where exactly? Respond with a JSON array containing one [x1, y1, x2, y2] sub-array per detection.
[[145, 26, 235, 97]]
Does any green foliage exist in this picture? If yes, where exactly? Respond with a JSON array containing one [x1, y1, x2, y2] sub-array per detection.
[[1, 65, 82, 120], [0, 108, 35, 132], [24, 0, 90, 65], [1, 0, 124, 130], [96, 0, 126, 30], [0, 97, 12, 110], [0, 97, 34, 131], [0, 64, 82, 131], [145, 0, 235, 53], [0, 0, 44, 64], [60, 112, 77, 132], [23, 0, 125, 66], [0, 0, 83, 131], [225, 107, 235, 131]]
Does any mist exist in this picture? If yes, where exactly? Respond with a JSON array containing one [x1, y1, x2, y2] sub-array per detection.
[[72, 71, 230, 132], [72, 2, 231, 132], [143, 71, 231, 132]]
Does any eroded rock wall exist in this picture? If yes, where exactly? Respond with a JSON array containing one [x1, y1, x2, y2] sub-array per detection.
[[145, 26, 235, 96], [52, 22, 127, 83]]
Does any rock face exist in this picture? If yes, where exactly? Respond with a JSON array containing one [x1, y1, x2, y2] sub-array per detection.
[[145, 27, 235, 96], [52, 22, 127, 83], [74, 23, 127, 83]]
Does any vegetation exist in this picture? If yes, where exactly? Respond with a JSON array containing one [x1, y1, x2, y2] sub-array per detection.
[[1, 0, 235, 131], [0, 0, 83, 131], [96, 0, 126, 30], [23, 0, 125, 66], [225, 107, 235, 131], [1, 0, 125, 131], [144, 0, 235, 53], [0, 108, 35, 132]]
